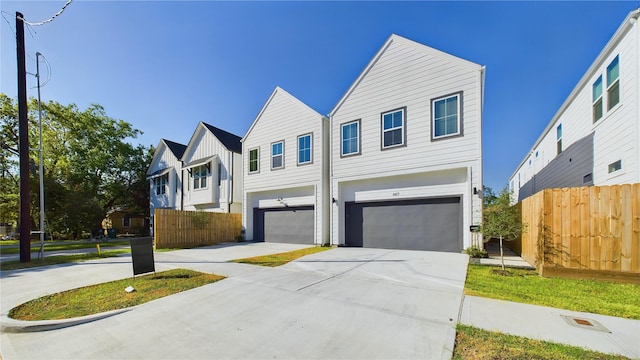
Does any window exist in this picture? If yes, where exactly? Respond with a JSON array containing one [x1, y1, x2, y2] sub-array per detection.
[[381, 108, 405, 149], [249, 148, 259, 173], [583, 173, 593, 184], [218, 162, 222, 186], [297, 133, 312, 165], [154, 173, 168, 195], [592, 75, 603, 122], [193, 164, 208, 189], [123, 217, 131, 228], [341, 120, 360, 156], [606, 56, 619, 110], [556, 124, 562, 155], [608, 159, 622, 174], [432, 92, 462, 139], [271, 141, 284, 169]]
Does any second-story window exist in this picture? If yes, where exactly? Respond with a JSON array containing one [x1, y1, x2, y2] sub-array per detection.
[[297, 133, 312, 165], [592, 75, 603, 123], [193, 164, 208, 189], [341, 120, 361, 156], [249, 148, 259, 173], [154, 173, 168, 195], [606, 56, 619, 110], [381, 108, 405, 149], [556, 124, 562, 155], [432, 92, 462, 139], [271, 141, 284, 170]]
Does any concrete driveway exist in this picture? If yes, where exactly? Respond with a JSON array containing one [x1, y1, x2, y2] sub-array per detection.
[[1, 242, 469, 360]]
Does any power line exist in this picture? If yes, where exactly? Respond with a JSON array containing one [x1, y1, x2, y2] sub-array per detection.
[[17, 0, 73, 27]]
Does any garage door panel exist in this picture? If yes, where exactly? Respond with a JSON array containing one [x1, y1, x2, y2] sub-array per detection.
[[254, 206, 314, 244], [346, 198, 461, 252]]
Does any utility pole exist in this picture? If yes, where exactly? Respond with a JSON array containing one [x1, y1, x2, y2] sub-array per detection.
[[16, 11, 30, 262]]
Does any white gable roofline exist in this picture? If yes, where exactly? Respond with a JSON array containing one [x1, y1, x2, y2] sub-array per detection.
[[146, 138, 185, 176], [510, 7, 640, 179], [330, 33, 483, 117], [242, 86, 323, 142]]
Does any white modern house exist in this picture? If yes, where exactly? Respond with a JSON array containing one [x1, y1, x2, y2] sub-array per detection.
[[181, 122, 243, 213], [147, 138, 187, 235], [242, 87, 329, 244], [330, 34, 485, 252], [510, 8, 640, 202]]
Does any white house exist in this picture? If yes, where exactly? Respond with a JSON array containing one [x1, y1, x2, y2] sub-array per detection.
[[242, 87, 329, 244], [147, 138, 187, 235], [181, 122, 243, 213], [330, 34, 485, 252], [510, 8, 640, 202]]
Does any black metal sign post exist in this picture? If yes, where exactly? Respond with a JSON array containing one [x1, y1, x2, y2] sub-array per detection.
[[130, 238, 155, 277]]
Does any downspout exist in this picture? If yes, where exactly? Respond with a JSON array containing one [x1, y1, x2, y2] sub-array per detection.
[[329, 113, 334, 246], [180, 161, 184, 211], [228, 151, 233, 213]]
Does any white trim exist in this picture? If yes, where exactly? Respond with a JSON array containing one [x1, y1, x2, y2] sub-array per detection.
[[432, 93, 461, 139], [184, 155, 217, 169], [297, 133, 313, 165]]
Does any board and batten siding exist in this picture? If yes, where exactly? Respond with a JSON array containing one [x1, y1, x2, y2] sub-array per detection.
[[510, 14, 639, 202], [330, 34, 484, 248], [148, 143, 182, 211], [242, 87, 329, 243], [182, 124, 239, 212]]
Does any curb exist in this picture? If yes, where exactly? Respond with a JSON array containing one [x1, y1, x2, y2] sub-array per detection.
[[1, 308, 131, 333]]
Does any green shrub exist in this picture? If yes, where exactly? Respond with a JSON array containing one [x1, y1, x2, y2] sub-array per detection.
[[465, 246, 488, 258]]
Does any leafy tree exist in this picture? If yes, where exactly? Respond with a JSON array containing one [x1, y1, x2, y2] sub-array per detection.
[[0, 94, 151, 239], [482, 186, 526, 270]]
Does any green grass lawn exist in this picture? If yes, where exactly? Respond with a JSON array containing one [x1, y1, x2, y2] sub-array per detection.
[[453, 324, 628, 360], [9, 268, 225, 320], [465, 264, 640, 319], [0, 250, 130, 271], [230, 246, 333, 267]]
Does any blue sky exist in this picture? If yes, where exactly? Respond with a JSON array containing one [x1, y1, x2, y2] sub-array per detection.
[[0, 1, 636, 191]]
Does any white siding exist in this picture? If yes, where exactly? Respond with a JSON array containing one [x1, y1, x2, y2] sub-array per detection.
[[242, 87, 329, 243], [147, 141, 184, 235], [182, 124, 240, 213], [330, 35, 484, 249], [510, 15, 640, 202]]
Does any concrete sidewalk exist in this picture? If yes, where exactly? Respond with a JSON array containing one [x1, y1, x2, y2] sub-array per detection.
[[460, 295, 640, 359]]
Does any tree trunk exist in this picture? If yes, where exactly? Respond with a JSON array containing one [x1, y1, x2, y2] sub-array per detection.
[[500, 235, 505, 270]]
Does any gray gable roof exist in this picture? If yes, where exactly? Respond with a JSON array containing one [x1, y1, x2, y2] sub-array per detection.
[[202, 123, 242, 153], [162, 139, 187, 159]]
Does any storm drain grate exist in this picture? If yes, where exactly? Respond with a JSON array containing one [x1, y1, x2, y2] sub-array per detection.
[[560, 315, 611, 333]]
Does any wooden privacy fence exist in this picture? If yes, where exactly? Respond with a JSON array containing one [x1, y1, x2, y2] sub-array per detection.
[[154, 209, 242, 249], [515, 183, 639, 284]]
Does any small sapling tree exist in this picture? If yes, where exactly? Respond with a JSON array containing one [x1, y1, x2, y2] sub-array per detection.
[[482, 187, 526, 271]]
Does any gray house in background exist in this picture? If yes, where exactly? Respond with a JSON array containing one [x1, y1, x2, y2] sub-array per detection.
[[510, 8, 640, 202]]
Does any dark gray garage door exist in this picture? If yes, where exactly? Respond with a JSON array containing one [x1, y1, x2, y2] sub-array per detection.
[[345, 197, 461, 252], [254, 206, 314, 244]]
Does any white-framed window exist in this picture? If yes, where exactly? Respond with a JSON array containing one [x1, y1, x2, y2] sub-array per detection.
[[592, 75, 603, 123], [154, 173, 168, 195], [297, 133, 312, 165], [556, 124, 562, 155], [341, 119, 360, 156], [381, 107, 405, 149], [606, 56, 619, 110], [193, 164, 208, 189], [271, 141, 284, 170], [249, 148, 259, 174], [431, 92, 462, 139]]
